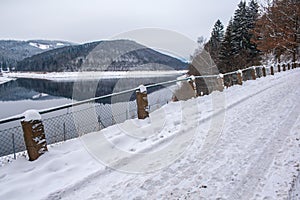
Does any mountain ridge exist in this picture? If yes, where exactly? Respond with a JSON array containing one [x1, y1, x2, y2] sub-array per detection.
[[0, 40, 74, 69], [16, 40, 188, 72]]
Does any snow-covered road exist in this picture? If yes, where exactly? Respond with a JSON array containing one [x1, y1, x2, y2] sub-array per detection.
[[0, 68, 299, 200]]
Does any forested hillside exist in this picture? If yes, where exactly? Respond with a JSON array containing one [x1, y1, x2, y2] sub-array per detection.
[[0, 40, 73, 69], [16, 40, 187, 72]]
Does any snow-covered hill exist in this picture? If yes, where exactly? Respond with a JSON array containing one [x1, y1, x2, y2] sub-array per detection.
[[0, 68, 299, 200], [0, 40, 74, 68]]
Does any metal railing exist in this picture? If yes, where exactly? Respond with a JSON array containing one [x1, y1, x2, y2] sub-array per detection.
[[0, 78, 184, 160], [0, 62, 299, 162]]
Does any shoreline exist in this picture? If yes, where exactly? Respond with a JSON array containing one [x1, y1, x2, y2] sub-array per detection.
[[5, 70, 187, 81]]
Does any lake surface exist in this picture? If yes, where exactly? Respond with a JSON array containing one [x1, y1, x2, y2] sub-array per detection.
[[0, 75, 181, 157], [0, 76, 178, 119]]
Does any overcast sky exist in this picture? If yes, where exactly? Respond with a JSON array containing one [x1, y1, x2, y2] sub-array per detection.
[[0, 0, 242, 44]]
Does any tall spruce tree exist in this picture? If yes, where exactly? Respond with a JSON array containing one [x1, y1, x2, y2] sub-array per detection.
[[232, 1, 249, 68], [219, 19, 236, 73], [205, 19, 224, 67], [246, 0, 260, 65]]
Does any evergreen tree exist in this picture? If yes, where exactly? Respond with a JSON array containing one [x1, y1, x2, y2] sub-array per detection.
[[231, 1, 249, 68], [246, 0, 260, 65], [205, 19, 224, 67], [219, 20, 236, 73]]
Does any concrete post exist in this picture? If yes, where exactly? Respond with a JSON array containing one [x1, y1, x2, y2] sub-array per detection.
[[21, 110, 47, 161], [136, 85, 149, 119]]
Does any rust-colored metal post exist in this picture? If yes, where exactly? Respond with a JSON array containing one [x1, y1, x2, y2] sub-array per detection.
[[262, 67, 266, 77], [270, 66, 274, 75], [237, 70, 243, 85], [251, 67, 256, 80], [136, 85, 149, 119], [21, 111, 47, 161]]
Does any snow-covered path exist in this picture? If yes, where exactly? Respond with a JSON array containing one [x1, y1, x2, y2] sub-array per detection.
[[0, 69, 299, 200]]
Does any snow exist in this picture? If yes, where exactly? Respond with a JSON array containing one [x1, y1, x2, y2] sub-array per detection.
[[29, 42, 50, 50], [137, 85, 147, 93], [32, 93, 49, 99], [6, 70, 188, 81], [0, 68, 299, 200], [23, 110, 41, 121], [0, 76, 14, 85]]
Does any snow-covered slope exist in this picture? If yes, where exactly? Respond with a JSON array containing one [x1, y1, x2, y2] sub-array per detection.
[[0, 69, 299, 200]]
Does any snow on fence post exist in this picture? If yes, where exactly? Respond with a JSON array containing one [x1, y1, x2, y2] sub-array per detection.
[[251, 67, 256, 80], [278, 64, 281, 73], [283, 64, 286, 71], [237, 70, 243, 85], [271, 66, 274, 75], [21, 110, 48, 161], [188, 76, 197, 97], [262, 67, 266, 77], [136, 85, 149, 120]]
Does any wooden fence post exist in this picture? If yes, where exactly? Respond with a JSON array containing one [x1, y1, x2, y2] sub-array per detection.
[[217, 74, 224, 92], [251, 67, 256, 80], [278, 64, 281, 72], [237, 70, 243, 85], [136, 85, 149, 119], [288, 63, 291, 70], [188, 76, 198, 97], [262, 67, 266, 77], [283, 64, 286, 71], [271, 66, 274, 75], [21, 110, 48, 161]]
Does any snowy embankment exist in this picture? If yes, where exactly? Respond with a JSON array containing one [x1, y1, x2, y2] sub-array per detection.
[[0, 76, 14, 85], [6, 70, 188, 80], [0, 69, 300, 200]]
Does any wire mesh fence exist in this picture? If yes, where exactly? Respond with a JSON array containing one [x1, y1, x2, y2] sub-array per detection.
[[0, 63, 298, 161], [0, 83, 175, 159]]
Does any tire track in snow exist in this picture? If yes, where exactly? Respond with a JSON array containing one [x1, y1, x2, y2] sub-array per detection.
[[46, 70, 300, 200], [227, 76, 300, 200]]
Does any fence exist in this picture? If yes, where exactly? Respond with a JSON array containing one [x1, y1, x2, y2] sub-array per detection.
[[0, 79, 180, 160], [0, 62, 299, 162]]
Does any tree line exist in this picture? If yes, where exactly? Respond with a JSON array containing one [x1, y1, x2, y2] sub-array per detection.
[[202, 0, 299, 73]]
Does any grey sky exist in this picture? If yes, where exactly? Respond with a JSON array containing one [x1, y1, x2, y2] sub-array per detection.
[[0, 0, 242, 44]]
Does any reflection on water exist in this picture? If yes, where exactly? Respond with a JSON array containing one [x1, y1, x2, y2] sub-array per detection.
[[0, 76, 178, 118], [0, 76, 180, 157]]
